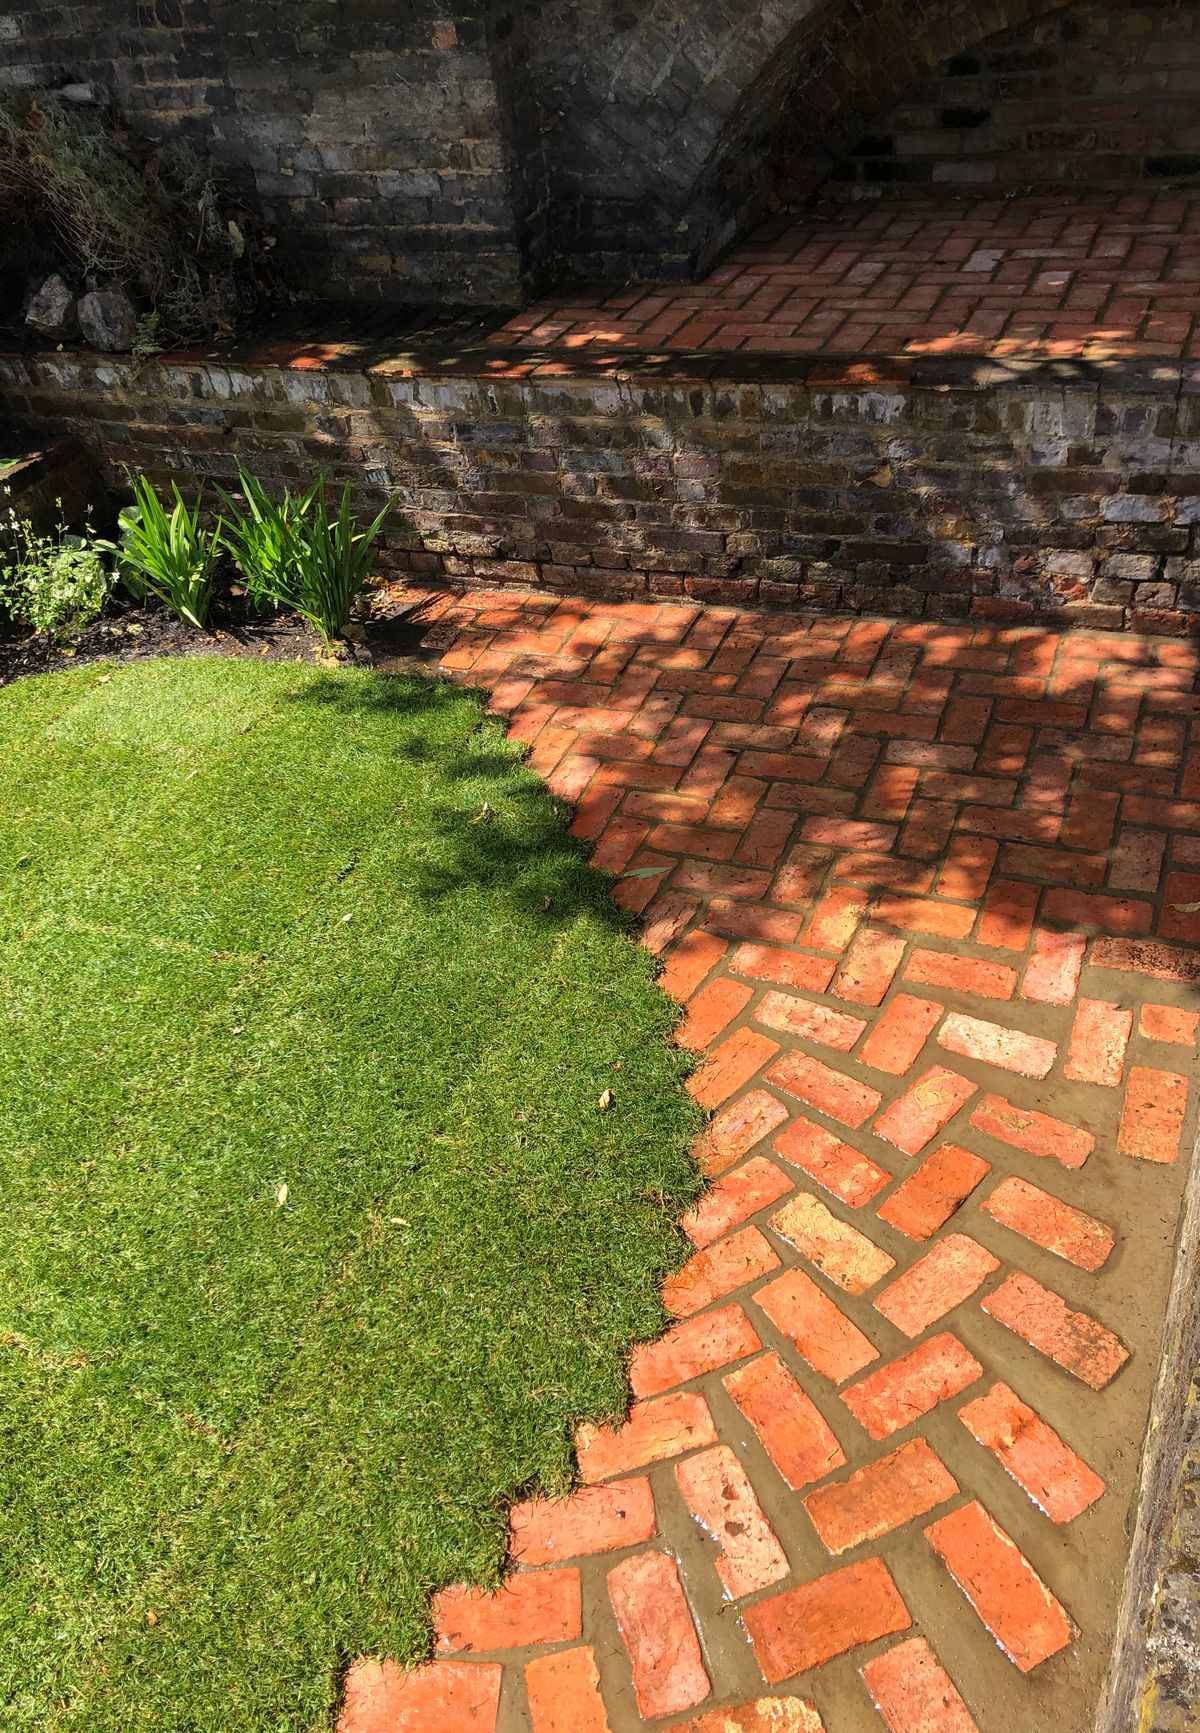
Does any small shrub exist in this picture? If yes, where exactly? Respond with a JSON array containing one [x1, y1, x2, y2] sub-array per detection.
[[0, 503, 113, 637], [117, 477, 222, 630], [216, 467, 322, 612]]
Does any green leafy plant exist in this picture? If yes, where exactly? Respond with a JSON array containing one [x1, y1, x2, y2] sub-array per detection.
[[216, 466, 322, 612], [0, 501, 114, 637], [117, 477, 222, 629]]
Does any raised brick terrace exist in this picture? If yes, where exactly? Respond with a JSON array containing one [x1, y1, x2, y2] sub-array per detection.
[[339, 590, 1200, 1733]]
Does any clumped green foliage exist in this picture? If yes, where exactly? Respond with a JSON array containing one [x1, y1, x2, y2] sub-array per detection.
[[0, 657, 700, 1732], [0, 505, 113, 637], [220, 468, 394, 643], [117, 477, 222, 629]]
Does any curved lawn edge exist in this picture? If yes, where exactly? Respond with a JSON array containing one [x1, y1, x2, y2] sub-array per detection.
[[0, 656, 704, 1732]]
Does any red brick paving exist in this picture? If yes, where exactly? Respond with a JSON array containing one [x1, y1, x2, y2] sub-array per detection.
[[341, 588, 1199, 1732], [497, 193, 1200, 361]]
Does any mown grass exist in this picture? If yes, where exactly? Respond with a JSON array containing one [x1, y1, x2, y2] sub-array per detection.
[[0, 657, 702, 1731]]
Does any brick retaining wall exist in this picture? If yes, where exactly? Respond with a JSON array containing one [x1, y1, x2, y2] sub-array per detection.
[[2, 346, 1198, 634]]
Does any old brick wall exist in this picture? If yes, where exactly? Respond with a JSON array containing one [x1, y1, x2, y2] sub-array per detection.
[[2, 347, 1197, 635], [831, 0, 1200, 199]]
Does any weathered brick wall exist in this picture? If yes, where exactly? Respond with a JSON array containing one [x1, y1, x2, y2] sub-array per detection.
[[2, 346, 1196, 635], [831, 0, 1200, 198], [0, 1, 531, 306]]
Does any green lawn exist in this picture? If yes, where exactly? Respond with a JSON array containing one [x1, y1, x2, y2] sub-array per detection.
[[0, 658, 701, 1731]]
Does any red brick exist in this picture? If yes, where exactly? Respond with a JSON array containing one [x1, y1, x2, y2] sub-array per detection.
[[753, 1267, 879, 1384], [900, 798, 957, 860], [983, 1176, 1114, 1272], [834, 852, 935, 892], [631, 1303, 762, 1398], [969, 1094, 1094, 1168], [510, 1478, 657, 1564], [675, 861, 773, 899], [576, 1392, 718, 1483], [937, 1012, 1056, 1079], [872, 895, 976, 939], [903, 949, 1017, 1001], [729, 944, 837, 992], [592, 815, 651, 874], [842, 1333, 983, 1441], [673, 1702, 825, 1733], [643, 890, 701, 956], [705, 900, 802, 945], [771, 1192, 896, 1294], [977, 879, 1040, 951], [683, 1156, 793, 1247], [433, 1567, 582, 1654], [1139, 1003, 1200, 1046], [805, 884, 870, 952], [803, 816, 898, 851], [831, 929, 908, 1006], [723, 1351, 847, 1490], [742, 1557, 912, 1683], [998, 842, 1107, 888], [693, 1090, 791, 1178], [958, 1381, 1105, 1524], [925, 1499, 1073, 1672], [525, 1648, 612, 1733], [874, 1234, 1001, 1339], [861, 1637, 981, 1733], [688, 1028, 780, 1109], [1042, 888, 1153, 936], [1092, 936, 1200, 985], [876, 1145, 991, 1241], [1020, 929, 1087, 1004], [874, 1067, 978, 1156], [649, 820, 740, 861], [1064, 998, 1133, 1086], [675, 1444, 790, 1598], [1119, 1065, 1189, 1165], [663, 1226, 781, 1317], [804, 1437, 957, 1556], [772, 843, 835, 908], [863, 763, 920, 822], [755, 991, 866, 1050], [1064, 785, 1119, 850], [774, 1116, 891, 1208], [936, 835, 999, 902], [1110, 828, 1167, 893], [766, 1050, 882, 1128], [339, 1659, 502, 1733], [659, 930, 728, 1003], [677, 977, 754, 1050], [607, 1550, 710, 1720], [857, 995, 940, 1076], [982, 1272, 1130, 1389]]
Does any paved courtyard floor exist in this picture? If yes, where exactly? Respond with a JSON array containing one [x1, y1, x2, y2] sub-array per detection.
[[497, 191, 1200, 362], [342, 592, 1198, 1732]]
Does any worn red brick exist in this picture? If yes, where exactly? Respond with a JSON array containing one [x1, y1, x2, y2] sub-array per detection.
[[925, 1500, 1073, 1672], [804, 1437, 958, 1555], [874, 1067, 978, 1155], [982, 1272, 1130, 1389], [842, 1332, 983, 1441], [976, 879, 1040, 951], [1092, 936, 1200, 985], [861, 1637, 981, 1733], [771, 1192, 896, 1294], [756, 991, 867, 1050], [1118, 1065, 1189, 1164], [831, 928, 908, 1005], [774, 1116, 891, 1208], [1020, 929, 1087, 1005], [576, 1392, 718, 1483], [1064, 998, 1133, 1086], [806, 884, 870, 952], [631, 1304, 762, 1398], [936, 835, 999, 902], [688, 1028, 780, 1109], [659, 930, 728, 1003], [729, 944, 837, 992], [677, 977, 753, 1051], [672, 1702, 825, 1733], [1042, 888, 1153, 936], [803, 816, 899, 852], [339, 1659, 503, 1733], [433, 1568, 582, 1654], [876, 1144, 991, 1241], [676, 1444, 790, 1598], [683, 1156, 794, 1248], [1139, 1003, 1200, 1045], [982, 1176, 1114, 1272], [510, 1478, 657, 1564], [958, 1381, 1105, 1523], [607, 1551, 710, 1720], [525, 1648, 612, 1733], [663, 1226, 780, 1317], [693, 1089, 791, 1179], [723, 1351, 847, 1490], [874, 1234, 1001, 1339], [871, 895, 975, 939], [904, 949, 1017, 1000], [937, 1012, 1057, 1078], [970, 1094, 1095, 1168], [860, 994, 943, 1075], [753, 1267, 879, 1384], [742, 1557, 912, 1683], [766, 1050, 883, 1128]]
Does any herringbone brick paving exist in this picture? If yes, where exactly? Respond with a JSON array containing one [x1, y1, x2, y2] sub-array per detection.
[[341, 591, 1200, 1733]]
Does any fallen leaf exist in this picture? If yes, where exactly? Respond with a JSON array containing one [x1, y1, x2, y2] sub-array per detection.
[[1172, 901, 1200, 913], [469, 802, 494, 825], [145, 1610, 158, 1627], [276, 1183, 288, 1207], [598, 1088, 615, 1112]]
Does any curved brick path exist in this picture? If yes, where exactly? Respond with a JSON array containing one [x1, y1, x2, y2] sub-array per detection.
[[342, 591, 1198, 1733]]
